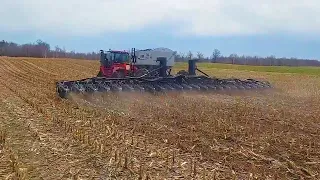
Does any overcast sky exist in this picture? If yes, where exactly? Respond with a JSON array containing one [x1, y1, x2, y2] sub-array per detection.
[[1, 0, 320, 59]]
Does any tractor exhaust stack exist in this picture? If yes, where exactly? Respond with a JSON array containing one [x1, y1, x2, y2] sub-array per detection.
[[188, 59, 196, 76], [157, 57, 168, 77]]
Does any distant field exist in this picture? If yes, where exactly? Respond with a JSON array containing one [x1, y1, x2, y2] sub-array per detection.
[[175, 62, 320, 76], [0, 57, 319, 179]]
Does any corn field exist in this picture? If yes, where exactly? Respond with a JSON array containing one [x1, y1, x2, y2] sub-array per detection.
[[0, 57, 319, 179]]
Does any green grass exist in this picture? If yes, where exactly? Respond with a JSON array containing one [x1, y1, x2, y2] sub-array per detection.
[[174, 62, 320, 76]]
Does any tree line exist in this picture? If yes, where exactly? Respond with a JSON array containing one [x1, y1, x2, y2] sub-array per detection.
[[175, 49, 320, 66], [1, 39, 319, 66], [0, 40, 99, 60]]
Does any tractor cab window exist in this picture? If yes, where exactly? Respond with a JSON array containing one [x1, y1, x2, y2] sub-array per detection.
[[101, 51, 130, 66], [105, 53, 113, 62], [103, 52, 130, 63], [113, 53, 129, 63]]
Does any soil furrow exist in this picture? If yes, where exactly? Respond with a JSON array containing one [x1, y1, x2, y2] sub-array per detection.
[[0, 56, 319, 179]]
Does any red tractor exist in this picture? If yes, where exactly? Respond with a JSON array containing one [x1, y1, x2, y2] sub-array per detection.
[[97, 49, 138, 78]]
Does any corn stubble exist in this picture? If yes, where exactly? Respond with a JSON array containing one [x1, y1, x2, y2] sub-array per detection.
[[0, 57, 319, 179]]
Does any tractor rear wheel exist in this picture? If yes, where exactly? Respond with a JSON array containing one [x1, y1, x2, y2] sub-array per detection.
[[111, 71, 125, 78], [97, 71, 103, 77]]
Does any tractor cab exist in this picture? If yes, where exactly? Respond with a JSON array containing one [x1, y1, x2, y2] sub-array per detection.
[[98, 50, 134, 78], [100, 50, 130, 66]]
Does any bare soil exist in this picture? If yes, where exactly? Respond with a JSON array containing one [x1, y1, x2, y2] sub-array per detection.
[[0, 57, 319, 179]]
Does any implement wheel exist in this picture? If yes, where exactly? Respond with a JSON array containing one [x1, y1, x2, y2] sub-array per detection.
[[177, 70, 188, 76]]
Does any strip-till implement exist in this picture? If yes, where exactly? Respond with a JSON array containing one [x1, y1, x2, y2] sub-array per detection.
[[56, 52, 272, 99]]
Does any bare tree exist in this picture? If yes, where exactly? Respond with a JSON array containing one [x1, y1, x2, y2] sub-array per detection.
[[179, 52, 185, 61], [196, 51, 204, 60], [36, 39, 50, 58], [211, 49, 221, 63], [175, 52, 186, 62], [186, 51, 193, 60], [229, 53, 238, 64]]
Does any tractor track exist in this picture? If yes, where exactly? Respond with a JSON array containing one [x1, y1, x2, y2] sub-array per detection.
[[0, 60, 88, 115], [0, 59, 66, 119], [0, 59, 56, 93], [65, 59, 98, 72], [27, 58, 97, 81], [0, 59, 49, 87], [0, 65, 54, 108], [37, 59, 95, 78], [0, 58, 93, 118], [19, 58, 63, 76], [21, 59, 59, 76], [8, 58, 57, 83], [13, 59, 56, 81]]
